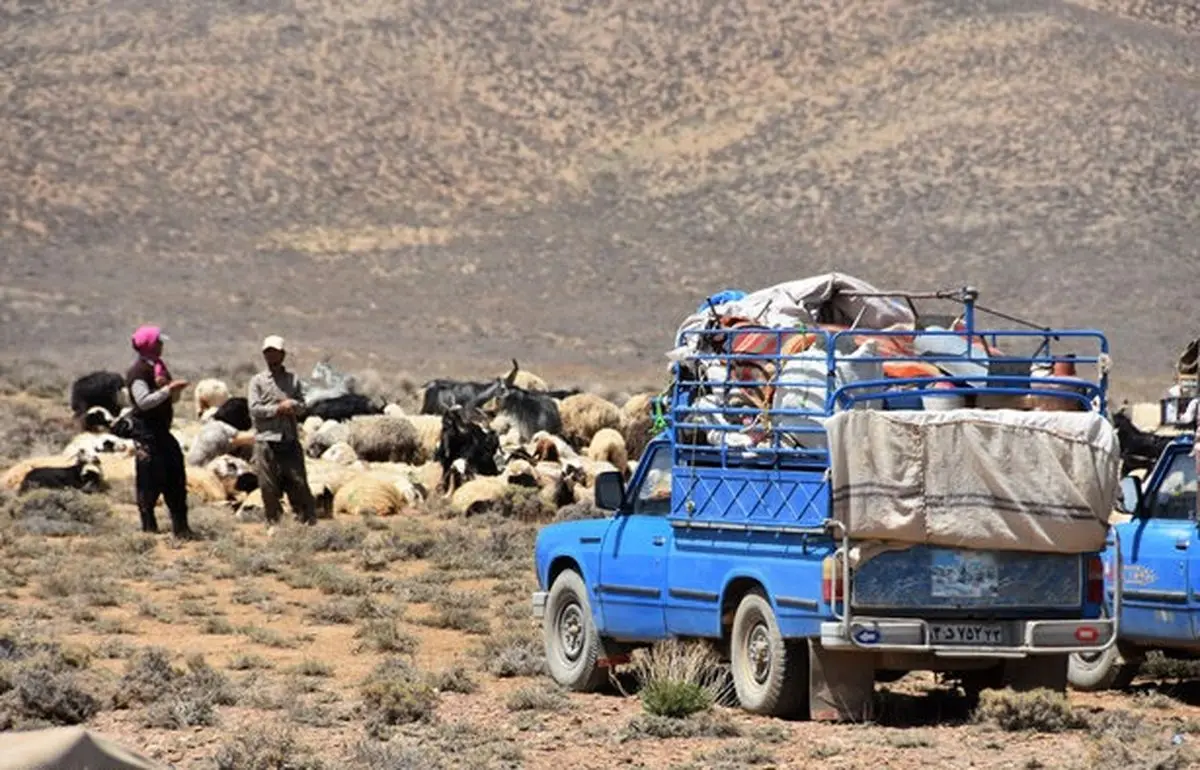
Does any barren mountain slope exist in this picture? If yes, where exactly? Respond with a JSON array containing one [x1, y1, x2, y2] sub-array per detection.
[[1, 0, 1196, 395]]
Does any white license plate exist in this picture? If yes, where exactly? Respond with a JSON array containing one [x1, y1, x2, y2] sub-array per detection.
[[929, 623, 1003, 645]]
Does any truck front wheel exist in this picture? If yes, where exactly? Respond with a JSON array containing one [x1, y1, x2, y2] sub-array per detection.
[[730, 591, 807, 717], [543, 569, 607, 692], [1068, 645, 1140, 692]]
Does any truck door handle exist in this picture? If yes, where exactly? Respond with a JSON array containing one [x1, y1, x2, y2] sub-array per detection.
[[652, 536, 665, 546], [1176, 538, 1190, 551]]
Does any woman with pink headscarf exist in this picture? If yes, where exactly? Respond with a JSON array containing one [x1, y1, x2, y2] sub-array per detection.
[[125, 325, 195, 538]]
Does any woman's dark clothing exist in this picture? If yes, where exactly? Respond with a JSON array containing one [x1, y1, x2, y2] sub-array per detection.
[[126, 358, 192, 536]]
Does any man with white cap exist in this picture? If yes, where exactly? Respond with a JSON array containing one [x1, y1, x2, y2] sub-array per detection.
[[247, 334, 316, 529]]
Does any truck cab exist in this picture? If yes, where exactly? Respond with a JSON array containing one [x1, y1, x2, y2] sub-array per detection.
[[532, 281, 1124, 721], [1068, 434, 1199, 690]]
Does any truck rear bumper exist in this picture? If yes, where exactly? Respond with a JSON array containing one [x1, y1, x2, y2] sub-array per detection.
[[820, 616, 1117, 657], [531, 591, 548, 620]]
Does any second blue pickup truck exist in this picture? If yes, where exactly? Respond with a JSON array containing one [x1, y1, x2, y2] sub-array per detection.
[[532, 280, 1125, 721], [1069, 433, 1198, 690]]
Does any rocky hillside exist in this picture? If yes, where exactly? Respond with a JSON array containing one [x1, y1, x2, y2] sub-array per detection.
[[1, 0, 1196, 396]]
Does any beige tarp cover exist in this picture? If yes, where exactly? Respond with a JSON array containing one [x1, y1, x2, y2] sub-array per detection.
[[826, 408, 1120, 554], [0, 726, 168, 770]]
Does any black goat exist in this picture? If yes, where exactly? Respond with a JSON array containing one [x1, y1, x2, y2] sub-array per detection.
[[434, 407, 501, 494], [1112, 409, 1175, 476], [69, 371, 124, 419], [306, 393, 382, 422], [211, 397, 252, 431]]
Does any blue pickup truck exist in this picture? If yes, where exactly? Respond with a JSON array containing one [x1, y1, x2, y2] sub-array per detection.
[[1068, 433, 1197, 690], [532, 285, 1125, 721]]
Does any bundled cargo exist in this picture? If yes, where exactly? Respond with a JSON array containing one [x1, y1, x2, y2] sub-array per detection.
[[666, 272, 1100, 454]]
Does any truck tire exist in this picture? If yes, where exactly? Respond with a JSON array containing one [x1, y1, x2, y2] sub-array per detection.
[[543, 569, 607, 692], [730, 590, 807, 717], [1068, 645, 1139, 692]]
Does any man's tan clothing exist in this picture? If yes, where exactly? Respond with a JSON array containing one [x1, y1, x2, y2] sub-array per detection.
[[247, 366, 314, 524], [248, 368, 307, 444], [253, 439, 315, 525]]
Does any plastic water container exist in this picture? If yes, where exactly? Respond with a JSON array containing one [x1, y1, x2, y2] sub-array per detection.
[[921, 381, 966, 411]]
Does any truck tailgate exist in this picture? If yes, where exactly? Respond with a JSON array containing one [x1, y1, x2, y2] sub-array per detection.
[[852, 545, 1081, 611]]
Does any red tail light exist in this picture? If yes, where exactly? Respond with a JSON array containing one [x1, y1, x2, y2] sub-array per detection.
[[822, 556, 840, 605], [1086, 555, 1104, 604]]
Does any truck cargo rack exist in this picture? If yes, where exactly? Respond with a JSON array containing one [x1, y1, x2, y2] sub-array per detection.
[[668, 286, 1112, 472]]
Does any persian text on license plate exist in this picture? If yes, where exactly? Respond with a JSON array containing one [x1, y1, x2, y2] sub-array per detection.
[[929, 623, 1003, 645]]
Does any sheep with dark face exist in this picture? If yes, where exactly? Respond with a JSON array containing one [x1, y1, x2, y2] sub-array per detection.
[[83, 406, 115, 432], [18, 448, 104, 494], [69, 371, 125, 420]]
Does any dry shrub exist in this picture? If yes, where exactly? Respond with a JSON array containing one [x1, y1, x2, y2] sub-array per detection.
[[427, 663, 478, 694], [1085, 709, 1198, 770], [114, 647, 237, 729], [430, 520, 533, 577], [354, 619, 419, 655], [476, 630, 545, 678], [5, 488, 111, 537], [620, 711, 742, 742], [626, 638, 731, 718], [1140, 650, 1200, 681], [506, 681, 570, 712], [357, 522, 436, 571], [214, 726, 325, 770], [554, 500, 609, 522], [349, 722, 522, 770], [360, 658, 439, 736], [0, 633, 99, 729], [418, 590, 490, 635], [695, 741, 778, 768], [973, 688, 1087, 732], [0, 397, 77, 466]]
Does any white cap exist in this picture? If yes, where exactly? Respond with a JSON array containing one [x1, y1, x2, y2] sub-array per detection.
[[261, 335, 285, 352]]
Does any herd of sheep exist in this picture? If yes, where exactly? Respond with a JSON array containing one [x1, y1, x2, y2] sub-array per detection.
[[0, 361, 662, 525]]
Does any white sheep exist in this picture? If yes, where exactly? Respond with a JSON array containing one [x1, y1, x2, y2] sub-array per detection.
[[585, 427, 629, 480], [194, 378, 231, 418], [558, 393, 626, 450], [400, 414, 443, 465], [346, 415, 423, 464], [62, 431, 135, 458], [321, 442, 359, 466]]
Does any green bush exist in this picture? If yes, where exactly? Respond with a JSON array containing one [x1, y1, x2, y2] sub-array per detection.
[[628, 639, 730, 718]]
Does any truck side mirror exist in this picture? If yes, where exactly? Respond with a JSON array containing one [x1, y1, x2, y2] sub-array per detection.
[[594, 471, 626, 512], [1119, 475, 1143, 516]]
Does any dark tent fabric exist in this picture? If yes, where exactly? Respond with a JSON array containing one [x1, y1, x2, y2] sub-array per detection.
[[0, 726, 168, 770]]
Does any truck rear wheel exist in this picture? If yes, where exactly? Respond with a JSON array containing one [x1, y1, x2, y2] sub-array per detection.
[[543, 569, 606, 692], [1068, 645, 1139, 692], [730, 591, 807, 717]]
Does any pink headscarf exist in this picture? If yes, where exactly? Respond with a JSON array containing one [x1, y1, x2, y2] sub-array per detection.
[[131, 325, 171, 382]]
